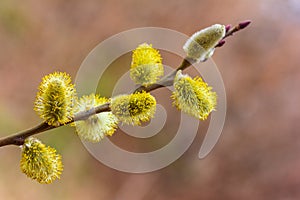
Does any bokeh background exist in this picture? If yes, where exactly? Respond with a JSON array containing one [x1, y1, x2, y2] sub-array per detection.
[[0, 0, 300, 199]]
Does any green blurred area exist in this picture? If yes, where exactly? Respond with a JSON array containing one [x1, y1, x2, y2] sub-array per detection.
[[0, 0, 28, 36]]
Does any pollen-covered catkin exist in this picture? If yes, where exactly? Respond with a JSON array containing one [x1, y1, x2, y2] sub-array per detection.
[[110, 91, 156, 125], [74, 94, 118, 142], [34, 72, 77, 126], [130, 43, 164, 86], [172, 70, 217, 120], [20, 137, 63, 184]]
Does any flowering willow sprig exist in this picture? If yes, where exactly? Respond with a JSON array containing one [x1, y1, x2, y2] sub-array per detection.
[[130, 43, 164, 86], [0, 21, 250, 149], [34, 72, 77, 126], [172, 70, 217, 120], [74, 94, 118, 142], [110, 91, 156, 125], [0, 20, 251, 185], [183, 24, 226, 62], [20, 137, 63, 184]]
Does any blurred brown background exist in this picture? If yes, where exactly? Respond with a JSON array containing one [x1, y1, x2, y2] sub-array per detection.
[[0, 0, 300, 199]]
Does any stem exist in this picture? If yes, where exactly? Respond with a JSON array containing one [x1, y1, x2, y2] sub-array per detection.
[[0, 104, 111, 147], [0, 122, 50, 147], [0, 21, 250, 147], [0, 59, 192, 148], [224, 20, 251, 39], [134, 58, 194, 93]]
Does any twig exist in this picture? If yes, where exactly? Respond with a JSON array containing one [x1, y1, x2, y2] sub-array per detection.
[[216, 20, 251, 48], [0, 21, 250, 148]]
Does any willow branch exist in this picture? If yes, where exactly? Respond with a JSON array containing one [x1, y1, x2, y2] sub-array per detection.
[[0, 20, 250, 148]]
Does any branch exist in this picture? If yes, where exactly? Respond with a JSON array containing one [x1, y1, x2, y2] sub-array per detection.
[[0, 104, 111, 148], [0, 20, 250, 148], [216, 20, 251, 48], [133, 57, 194, 93], [0, 59, 191, 148], [225, 20, 251, 38]]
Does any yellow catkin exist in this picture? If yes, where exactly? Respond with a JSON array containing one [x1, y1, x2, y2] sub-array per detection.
[[20, 137, 63, 184], [34, 72, 77, 126], [74, 94, 118, 142], [110, 91, 156, 125], [172, 70, 217, 120], [130, 43, 164, 86]]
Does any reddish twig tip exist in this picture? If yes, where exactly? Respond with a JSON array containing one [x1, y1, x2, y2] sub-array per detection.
[[239, 20, 251, 29]]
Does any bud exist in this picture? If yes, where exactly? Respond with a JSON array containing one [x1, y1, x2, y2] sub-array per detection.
[[74, 94, 118, 142], [20, 137, 63, 184], [215, 40, 225, 48], [34, 72, 77, 126], [172, 70, 217, 120], [130, 43, 164, 86], [239, 20, 251, 29], [225, 24, 232, 33], [110, 91, 156, 125], [183, 24, 225, 62]]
